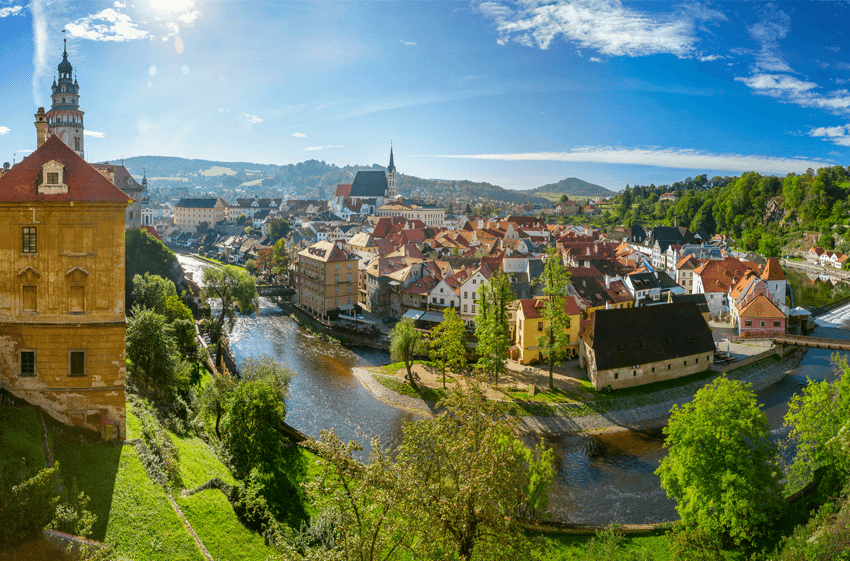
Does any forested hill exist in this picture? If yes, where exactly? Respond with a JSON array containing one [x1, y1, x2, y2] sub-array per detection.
[[603, 168, 850, 256], [529, 177, 617, 199], [119, 156, 280, 177]]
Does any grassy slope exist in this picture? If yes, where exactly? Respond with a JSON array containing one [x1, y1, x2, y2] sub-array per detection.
[[51, 437, 204, 561], [541, 531, 670, 560], [0, 406, 46, 473]]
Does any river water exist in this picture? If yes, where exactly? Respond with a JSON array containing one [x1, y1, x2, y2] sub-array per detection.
[[180, 255, 849, 524]]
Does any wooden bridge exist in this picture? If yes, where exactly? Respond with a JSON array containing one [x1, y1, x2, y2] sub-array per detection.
[[256, 284, 295, 297], [772, 334, 850, 352]]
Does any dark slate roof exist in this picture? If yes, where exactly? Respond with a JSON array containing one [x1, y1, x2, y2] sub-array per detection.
[[590, 302, 715, 371], [350, 171, 388, 198], [627, 225, 647, 243], [176, 197, 218, 208], [671, 293, 710, 315]]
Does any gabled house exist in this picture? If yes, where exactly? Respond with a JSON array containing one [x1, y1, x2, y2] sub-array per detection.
[[511, 296, 582, 364], [730, 272, 786, 337], [459, 264, 495, 325], [429, 269, 469, 310]]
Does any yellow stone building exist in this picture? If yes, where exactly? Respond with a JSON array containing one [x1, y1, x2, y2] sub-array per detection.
[[174, 197, 229, 231], [511, 297, 582, 365], [0, 133, 131, 438]]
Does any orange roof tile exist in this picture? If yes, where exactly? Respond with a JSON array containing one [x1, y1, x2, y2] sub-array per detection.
[[738, 294, 785, 319]]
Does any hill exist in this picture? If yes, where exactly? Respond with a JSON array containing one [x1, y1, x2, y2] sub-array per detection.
[[529, 177, 617, 200], [112, 155, 552, 205]]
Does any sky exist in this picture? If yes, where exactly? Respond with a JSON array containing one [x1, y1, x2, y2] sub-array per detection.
[[1, 1, 850, 191]]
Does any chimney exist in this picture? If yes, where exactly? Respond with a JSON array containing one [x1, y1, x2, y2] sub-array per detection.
[[34, 107, 49, 148], [674, 217, 679, 228], [605, 275, 610, 289]]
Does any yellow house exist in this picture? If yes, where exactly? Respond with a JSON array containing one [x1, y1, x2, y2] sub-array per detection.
[[0, 133, 132, 438], [511, 296, 582, 365], [297, 240, 359, 318]]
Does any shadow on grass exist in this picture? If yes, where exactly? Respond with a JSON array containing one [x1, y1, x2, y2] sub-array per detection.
[[256, 445, 310, 529]]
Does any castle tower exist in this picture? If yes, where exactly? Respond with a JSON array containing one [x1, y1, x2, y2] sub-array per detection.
[[386, 145, 397, 199], [34, 107, 49, 148], [46, 39, 85, 159]]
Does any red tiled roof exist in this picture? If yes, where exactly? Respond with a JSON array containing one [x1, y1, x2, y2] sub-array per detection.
[[760, 257, 786, 281], [0, 136, 133, 203], [738, 294, 785, 319], [334, 183, 352, 198]]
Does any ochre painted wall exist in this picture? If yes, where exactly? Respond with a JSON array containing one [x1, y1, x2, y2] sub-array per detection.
[[0, 201, 127, 437]]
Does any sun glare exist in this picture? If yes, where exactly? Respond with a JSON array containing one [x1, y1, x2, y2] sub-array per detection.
[[148, 0, 195, 14]]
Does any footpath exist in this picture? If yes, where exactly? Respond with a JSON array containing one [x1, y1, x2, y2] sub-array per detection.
[[352, 348, 806, 436]]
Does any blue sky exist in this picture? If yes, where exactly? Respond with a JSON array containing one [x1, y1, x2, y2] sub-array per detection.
[[1, 1, 850, 191]]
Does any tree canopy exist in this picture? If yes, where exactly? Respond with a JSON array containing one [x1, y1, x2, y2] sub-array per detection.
[[537, 248, 572, 390], [656, 376, 781, 545], [428, 307, 467, 388], [474, 270, 514, 383], [389, 317, 423, 387]]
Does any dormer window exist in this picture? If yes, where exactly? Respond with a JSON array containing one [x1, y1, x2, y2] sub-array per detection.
[[39, 160, 68, 194]]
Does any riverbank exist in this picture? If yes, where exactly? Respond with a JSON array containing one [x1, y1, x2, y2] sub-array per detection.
[[351, 348, 807, 436]]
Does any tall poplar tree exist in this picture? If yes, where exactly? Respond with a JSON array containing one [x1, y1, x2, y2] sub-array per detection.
[[429, 307, 467, 389], [537, 248, 572, 390], [474, 270, 514, 384]]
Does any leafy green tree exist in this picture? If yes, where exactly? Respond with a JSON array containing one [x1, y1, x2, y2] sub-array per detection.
[[269, 217, 290, 239], [474, 270, 514, 384], [784, 356, 850, 490], [464, 202, 473, 215], [202, 372, 237, 439], [656, 377, 780, 545], [202, 265, 258, 366], [126, 306, 183, 399], [132, 273, 193, 323], [271, 239, 291, 280], [196, 221, 210, 233], [393, 379, 554, 560], [222, 377, 291, 478], [537, 248, 572, 390], [758, 231, 782, 258], [125, 229, 181, 305], [241, 354, 295, 402], [428, 307, 467, 389], [244, 226, 254, 236], [237, 213, 248, 225], [819, 233, 835, 250], [389, 317, 423, 388]]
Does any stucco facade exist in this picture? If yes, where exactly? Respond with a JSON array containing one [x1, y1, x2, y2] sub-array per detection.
[[0, 135, 131, 438], [580, 343, 713, 391]]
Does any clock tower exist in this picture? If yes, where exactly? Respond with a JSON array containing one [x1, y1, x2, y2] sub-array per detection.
[[46, 39, 85, 159]]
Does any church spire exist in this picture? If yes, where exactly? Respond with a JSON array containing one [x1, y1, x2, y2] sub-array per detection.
[[388, 143, 396, 174]]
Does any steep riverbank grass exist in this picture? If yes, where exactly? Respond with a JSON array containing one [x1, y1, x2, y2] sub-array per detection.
[[0, 405, 45, 472], [539, 530, 671, 560], [51, 435, 204, 561]]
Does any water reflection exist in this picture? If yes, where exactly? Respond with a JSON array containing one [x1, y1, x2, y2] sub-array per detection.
[[785, 266, 850, 309]]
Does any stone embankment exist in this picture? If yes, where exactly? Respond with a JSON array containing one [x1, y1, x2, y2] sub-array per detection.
[[353, 349, 806, 435]]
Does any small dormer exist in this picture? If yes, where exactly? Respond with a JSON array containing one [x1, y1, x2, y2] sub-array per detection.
[[39, 160, 68, 194]]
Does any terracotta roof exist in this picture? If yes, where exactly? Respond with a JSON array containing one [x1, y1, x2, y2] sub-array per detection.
[[0, 135, 133, 203], [676, 254, 700, 269], [334, 183, 352, 198], [693, 257, 757, 293], [298, 240, 354, 263], [760, 257, 785, 281], [518, 296, 581, 320], [738, 294, 785, 319], [403, 275, 440, 294]]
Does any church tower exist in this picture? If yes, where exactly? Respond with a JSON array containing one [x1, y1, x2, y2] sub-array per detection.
[[46, 39, 85, 159], [386, 145, 397, 199]]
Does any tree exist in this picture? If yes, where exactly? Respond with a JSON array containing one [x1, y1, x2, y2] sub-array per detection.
[[126, 306, 182, 399], [429, 307, 467, 389], [783, 356, 850, 490], [202, 372, 236, 439], [222, 376, 290, 477], [304, 380, 554, 561], [271, 239, 290, 280], [389, 317, 423, 388], [758, 231, 781, 258], [656, 377, 780, 545], [463, 202, 473, 215], [244, 226, 254, 236], [237, 213, 248, 225], [202, 265, 258, 363], [196, 221, 210, 233], [537, 248, 572, 390], [254, 246, 273, 275], [269, 217, 290, 239], [393, 379, 554, 560], [125, 229, 182, 305], [474, 270, 514, 384], [559, 193, 569, 204], [132, 273, 192, 323]]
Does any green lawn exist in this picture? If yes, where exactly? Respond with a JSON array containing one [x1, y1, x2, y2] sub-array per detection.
[[504, 386, 581, 404], [52, 437, 204, 561], [169, 432, 236, 490], [539, 530, 671, 560], [378, 360, 436, 376], [177, 490, 276, 561], [0, 406, 46, 473], [374, 374, 448, 403]]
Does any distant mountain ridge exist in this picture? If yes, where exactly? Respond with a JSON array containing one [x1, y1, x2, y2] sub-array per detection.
[[529, 177, 617, 199], [114, 155, 601, 205]]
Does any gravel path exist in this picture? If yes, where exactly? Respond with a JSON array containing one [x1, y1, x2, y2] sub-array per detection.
[[353, 350, 807, 435]]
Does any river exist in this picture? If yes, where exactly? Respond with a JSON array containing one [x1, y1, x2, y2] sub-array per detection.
[[180, 255, 849, 524]]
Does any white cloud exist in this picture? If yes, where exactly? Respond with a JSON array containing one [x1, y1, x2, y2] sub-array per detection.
[[0, 126, 10, 135], [303, 145, 344, 151], [241, 113, 263, 124], [17, 149, 33, 154], [400, 40, 416, 46], [477, 0, 725, 57], [66, 8, 150, 42], [699, 54, 724, 62], [809, 125, 850, 147], [747, 5, 792, 73], [589, 57, 602, 63], [84, 130, 106, 138], [113, 2, 126, 8], [423, 146, 832, 174], [218, 108, 229, 114], [0, 5, 23, 17], [736, 73, 850, 114], [292, 132, 307, 138], [31, 0, 50, 107], [178, 10, 200, 25]]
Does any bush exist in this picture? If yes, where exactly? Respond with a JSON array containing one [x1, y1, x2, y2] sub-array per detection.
[[135, 399, 182, 489], [666, 524, 723, 561]]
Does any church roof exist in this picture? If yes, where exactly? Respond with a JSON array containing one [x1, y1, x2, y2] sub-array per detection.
[[350, 171, 388, 198], [0, 135, 132, 203], [90, 163, 143, 193]]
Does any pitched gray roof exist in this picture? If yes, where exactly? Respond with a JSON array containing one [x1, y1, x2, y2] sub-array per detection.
[[175, 198, 218, 208], [350, 171, 388, 198], [590, 302, 715, 371]]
